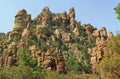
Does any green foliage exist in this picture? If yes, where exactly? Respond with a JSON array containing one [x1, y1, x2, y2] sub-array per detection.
[[60, 23, 66, 31], [27, 39, 36, 47], [40, 42, 49, 52], [107, 35, 120, 55], [0, 65, 45, 79], [100, 55, 120, 79], [66, 57, 82, 73], [87, 35, 96, 48], [10, 65, 34, 79], [15, 33, 21, 42], [18, 49, 37, 67], [99, 35, 120, 79], [0, 66, 100, 79], [114, 3, 120, 20], [27, 37, 41, 47], [60, 42, 68, 51], [64, 72, 99, 79], [53, 37, 61, 48], [42, 71, 65, 79], [65, 47, 91, 74], [27, 37, 49, 52], [0, 67, 11, 79], [80, 47, 91, 73], [74, 36, 80, 43]]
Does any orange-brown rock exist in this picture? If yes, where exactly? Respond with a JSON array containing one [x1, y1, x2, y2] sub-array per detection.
[[56, 53, 66, 74], [62, 33, 72, 43], [93, 30, 100, 37], [68, 7, 75, 22], [22, 23, 30, 41], [7, 56, 13, 67], [73, 27, 80, 36], [89, 26, 108, 73]]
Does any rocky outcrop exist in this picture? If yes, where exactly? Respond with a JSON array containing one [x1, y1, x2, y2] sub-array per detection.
[[35, 7, 52, 25], [0, 7, 112, 74], [13, 9, 31, 32], [89, 27, 108, 72], [84, 24, 95, 35], [28, 46, 66, 73], [56, 53, 66, 74]]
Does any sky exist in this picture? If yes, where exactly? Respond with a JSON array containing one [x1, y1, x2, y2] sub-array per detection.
[[0, 0, 120, 35]]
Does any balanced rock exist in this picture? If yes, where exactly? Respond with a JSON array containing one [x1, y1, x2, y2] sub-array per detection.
[[13, 9, 31, 32]]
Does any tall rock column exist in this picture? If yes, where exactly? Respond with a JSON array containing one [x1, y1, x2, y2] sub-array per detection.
[[9, 9, 31, 41], [56, 53, 66, 74], [13, 9, 31, 32], [90, 27, 108, 72], [68, 7, 76, 31]]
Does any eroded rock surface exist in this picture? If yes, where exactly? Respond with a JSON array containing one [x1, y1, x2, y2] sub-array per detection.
[[0, 7, 112, 74]]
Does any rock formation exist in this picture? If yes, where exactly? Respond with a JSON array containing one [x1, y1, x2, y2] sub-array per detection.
[[0, 7, 113, 74], [13, 9, 31, 32], [89, 27, 108, 72]]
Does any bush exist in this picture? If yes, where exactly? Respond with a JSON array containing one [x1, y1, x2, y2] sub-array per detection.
[[18, 49, 37, 67]]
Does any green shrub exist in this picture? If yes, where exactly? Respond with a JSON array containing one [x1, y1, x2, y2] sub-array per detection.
[[18, 49, 37, 67]]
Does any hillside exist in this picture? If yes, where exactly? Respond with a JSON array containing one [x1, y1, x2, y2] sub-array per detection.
[[0, 7, 119, 79]]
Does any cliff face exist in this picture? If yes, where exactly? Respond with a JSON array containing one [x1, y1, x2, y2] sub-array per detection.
[[0, 7, 113, 73]]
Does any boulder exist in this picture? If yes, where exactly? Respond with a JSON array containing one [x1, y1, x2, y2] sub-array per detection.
[[62, 33, 72, 43], [93, 30, 100, 37], [41, 7, 52, 25]]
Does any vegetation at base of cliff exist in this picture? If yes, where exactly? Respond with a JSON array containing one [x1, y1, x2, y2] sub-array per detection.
[[0, 48, 98, 79], [0, 67, 100, 79]]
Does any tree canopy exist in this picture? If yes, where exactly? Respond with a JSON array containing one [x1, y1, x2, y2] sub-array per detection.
[[114, 3, 120, 20]]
